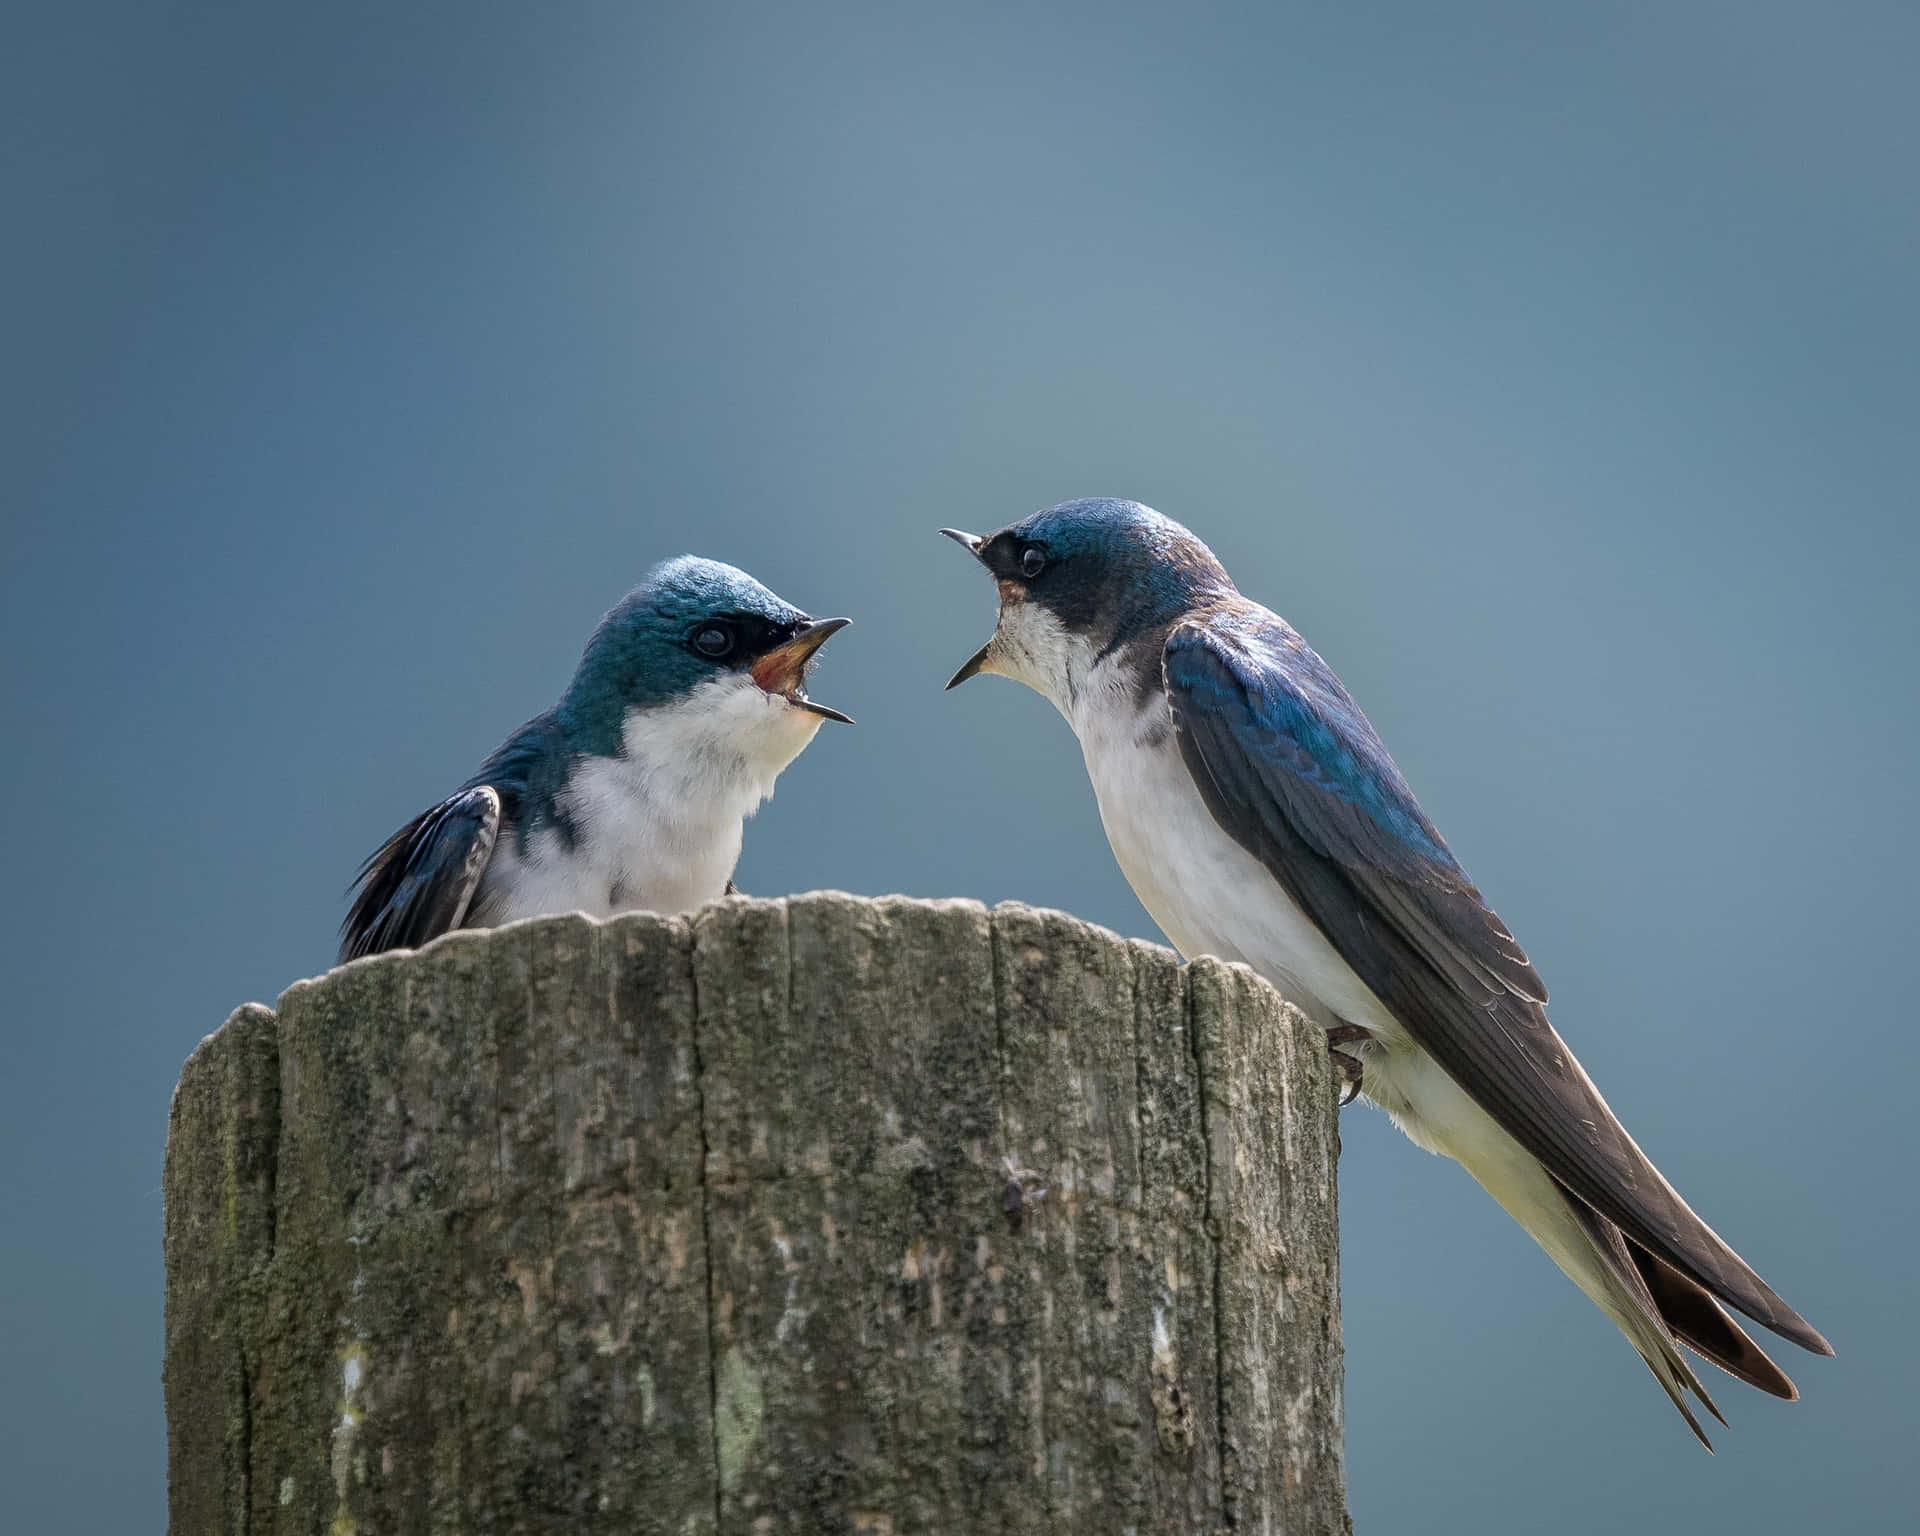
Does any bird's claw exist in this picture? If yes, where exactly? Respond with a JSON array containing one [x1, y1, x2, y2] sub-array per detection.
[[1327, 1023, 1372, 1107]]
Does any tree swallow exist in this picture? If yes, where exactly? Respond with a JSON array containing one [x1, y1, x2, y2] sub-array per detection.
[[341, 556, 849, 962], [942, 498, 1829, 1443]]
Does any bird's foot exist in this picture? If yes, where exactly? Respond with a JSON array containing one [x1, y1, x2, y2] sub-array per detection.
[[1327, 1023, 1373, 1106], [1000, 1155, 1049, 1224]]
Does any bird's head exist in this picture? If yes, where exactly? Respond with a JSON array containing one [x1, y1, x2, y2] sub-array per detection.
[[559, 556, 851, 769], [941, 498, 1231, 712]]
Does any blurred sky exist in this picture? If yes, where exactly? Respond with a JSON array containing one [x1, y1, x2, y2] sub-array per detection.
[[4, 3, 1916, 1531]]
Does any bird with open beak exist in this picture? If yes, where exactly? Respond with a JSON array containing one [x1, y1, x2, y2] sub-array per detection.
[[941, 498, 1829, 1445], [342, 556, 850, 960]]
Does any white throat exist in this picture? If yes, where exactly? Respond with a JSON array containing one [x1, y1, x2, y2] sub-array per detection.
[[609, 671, 826, 813], [980, 600, 1104, 725]]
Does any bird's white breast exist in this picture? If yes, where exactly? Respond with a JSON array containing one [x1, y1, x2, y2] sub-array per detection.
[[485, 674, 822, 922], [1071, 657, 1394, 1033]]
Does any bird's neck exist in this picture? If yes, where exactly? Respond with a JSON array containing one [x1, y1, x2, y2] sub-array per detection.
[[1067, 645, 1173, 755], [574, 678, 818, 838], [1063, 620, 1183, 740]]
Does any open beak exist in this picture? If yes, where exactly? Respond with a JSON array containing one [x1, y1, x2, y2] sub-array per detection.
[[939, 528, 995, 688], [750, 617, 854, 723], [945, 642, 992, 690]]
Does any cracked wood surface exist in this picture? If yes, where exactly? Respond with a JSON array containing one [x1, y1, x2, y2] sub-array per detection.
[[164, 894, 1347, 1534]]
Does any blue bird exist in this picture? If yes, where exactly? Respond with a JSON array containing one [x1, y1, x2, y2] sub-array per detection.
[[942, 498, 1829, 1443], [341, 557, 850, 961]]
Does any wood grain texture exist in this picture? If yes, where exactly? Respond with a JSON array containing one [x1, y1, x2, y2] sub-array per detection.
[[165, 894, 1347, 1534]]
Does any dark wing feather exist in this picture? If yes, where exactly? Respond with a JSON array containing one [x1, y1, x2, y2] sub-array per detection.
[[1164, 608, 1830, 1355], [340, 785, 501, 962]]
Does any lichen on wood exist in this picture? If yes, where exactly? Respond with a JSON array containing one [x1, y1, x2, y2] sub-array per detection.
[[165, 894, 1347, 1534]]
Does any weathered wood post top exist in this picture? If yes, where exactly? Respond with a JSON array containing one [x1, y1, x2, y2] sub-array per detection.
[[165, 892, 1347, 1534]]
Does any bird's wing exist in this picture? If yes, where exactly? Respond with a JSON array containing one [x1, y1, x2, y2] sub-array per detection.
[[1163, 608, 1829, 1354], [340, 785, 502, 962]]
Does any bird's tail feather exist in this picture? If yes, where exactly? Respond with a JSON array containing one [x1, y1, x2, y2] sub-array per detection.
[[1390, 1063, 1799, 1443], [1561, 1188, 1726, 1448], [1626, 1241, 1799, 1401], [1558, 1182, 1804, 1448]]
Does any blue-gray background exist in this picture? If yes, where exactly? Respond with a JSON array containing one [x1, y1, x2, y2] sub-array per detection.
[[5, 3, 1915, 1530]]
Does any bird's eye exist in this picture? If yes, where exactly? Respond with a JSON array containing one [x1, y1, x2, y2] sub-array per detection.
[[692, 623, 735, 659], [1020, 545, 1047, 579]]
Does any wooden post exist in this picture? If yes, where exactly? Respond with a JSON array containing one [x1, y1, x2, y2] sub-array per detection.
[[165, 894, 1347, 1534]]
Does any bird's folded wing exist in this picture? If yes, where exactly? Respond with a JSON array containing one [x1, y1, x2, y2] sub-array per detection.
[[1163, 610, 1829, 1354], [340, 785, 502, 962]]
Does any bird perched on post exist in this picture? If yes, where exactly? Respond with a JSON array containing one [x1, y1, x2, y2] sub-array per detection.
[[341, 556, 850, 962], [941, 497, 1829, 1442]]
